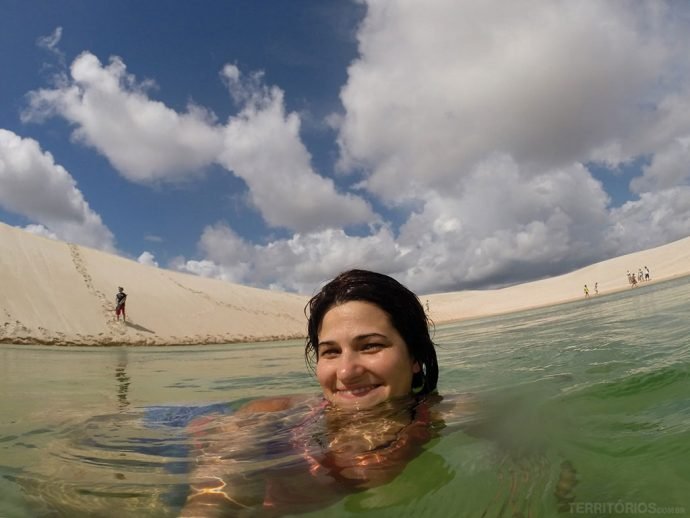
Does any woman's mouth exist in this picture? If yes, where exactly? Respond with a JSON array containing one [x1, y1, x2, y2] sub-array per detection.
[[336, 384, 381, 397]]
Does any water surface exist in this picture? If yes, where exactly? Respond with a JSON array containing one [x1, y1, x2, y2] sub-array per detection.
[[1, 277, 689, 517]]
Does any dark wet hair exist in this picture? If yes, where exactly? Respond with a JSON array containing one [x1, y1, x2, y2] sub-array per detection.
[[304, 269, 438, 395]]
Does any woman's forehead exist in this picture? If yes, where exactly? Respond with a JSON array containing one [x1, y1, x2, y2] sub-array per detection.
[[319, 301, 399, 339]]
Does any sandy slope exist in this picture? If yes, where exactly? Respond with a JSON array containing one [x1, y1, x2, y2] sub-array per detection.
[[425, 236, 690, 323], [1, 221, 689, 345], [0, 222, 308, 345]]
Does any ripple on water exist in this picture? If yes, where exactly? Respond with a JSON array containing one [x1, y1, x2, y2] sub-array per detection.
[[3, 276, 690, 516]]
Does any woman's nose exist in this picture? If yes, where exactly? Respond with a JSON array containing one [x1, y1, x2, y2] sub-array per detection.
[[337, 352, 364, 380]]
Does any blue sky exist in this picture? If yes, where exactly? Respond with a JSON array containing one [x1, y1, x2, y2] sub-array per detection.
[[2, 1, 690, 295]]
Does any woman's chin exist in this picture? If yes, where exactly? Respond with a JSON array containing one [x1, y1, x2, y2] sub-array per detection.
[[330, 386, 387, 410]]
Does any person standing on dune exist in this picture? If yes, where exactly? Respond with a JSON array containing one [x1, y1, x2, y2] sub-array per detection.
[[115, 287, 127, 322]]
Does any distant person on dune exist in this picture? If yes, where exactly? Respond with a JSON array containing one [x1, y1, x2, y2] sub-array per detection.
[[115, 287, 127, 322]]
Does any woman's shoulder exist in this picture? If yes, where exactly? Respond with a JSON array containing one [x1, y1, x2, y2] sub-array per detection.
[[235, 393, 321, 415], [186, 394, 322, 437]]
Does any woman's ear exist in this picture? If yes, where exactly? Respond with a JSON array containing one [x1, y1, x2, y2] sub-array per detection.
[[412, 360, 421, 374]]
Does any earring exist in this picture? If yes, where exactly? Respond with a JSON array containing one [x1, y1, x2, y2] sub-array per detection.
[[412, 371, 426, 394]]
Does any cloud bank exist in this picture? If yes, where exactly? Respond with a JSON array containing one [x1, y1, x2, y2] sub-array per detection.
[[13, 1, 690, 294]]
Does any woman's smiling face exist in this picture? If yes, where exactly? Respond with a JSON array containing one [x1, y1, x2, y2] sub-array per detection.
[[316, 301, 420, 409]]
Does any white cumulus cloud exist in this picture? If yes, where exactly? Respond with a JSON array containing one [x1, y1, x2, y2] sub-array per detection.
[[217, 65, 377, 232], [0, 129, 115, 250], [174, 222, 409, 293], [21, 224, 58, 240], [22, 52, 224, 183], [137, 251, 159, 267], [23, 54, 376, 234]]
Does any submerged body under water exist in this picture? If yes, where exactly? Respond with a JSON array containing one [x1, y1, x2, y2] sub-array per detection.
[[1, 276, 689, 517]]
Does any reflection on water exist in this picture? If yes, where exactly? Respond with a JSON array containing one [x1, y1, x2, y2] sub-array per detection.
[[1, 276, 689, 517], [115, 348, 130, 411], [13, 395, 464, 517]]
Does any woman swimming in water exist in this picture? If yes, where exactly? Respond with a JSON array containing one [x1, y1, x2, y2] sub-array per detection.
[[180, 269, 450, 516]]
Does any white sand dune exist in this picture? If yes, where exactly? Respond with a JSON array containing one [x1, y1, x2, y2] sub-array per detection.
[[0, 222, 308, 345], [1, 221, 689, 345], [425, 236, 690, 324]]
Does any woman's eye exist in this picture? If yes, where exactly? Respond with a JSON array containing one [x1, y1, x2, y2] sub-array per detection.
[[362, 343, 384, 352], [319, 348, 338, 358]]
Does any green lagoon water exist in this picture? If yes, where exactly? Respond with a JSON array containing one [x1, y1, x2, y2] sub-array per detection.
[[1, 277, 689, 517]]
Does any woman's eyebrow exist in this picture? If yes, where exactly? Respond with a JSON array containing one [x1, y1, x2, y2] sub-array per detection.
[[317, 333, 388, 347], [354, 333, 388, 341]]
